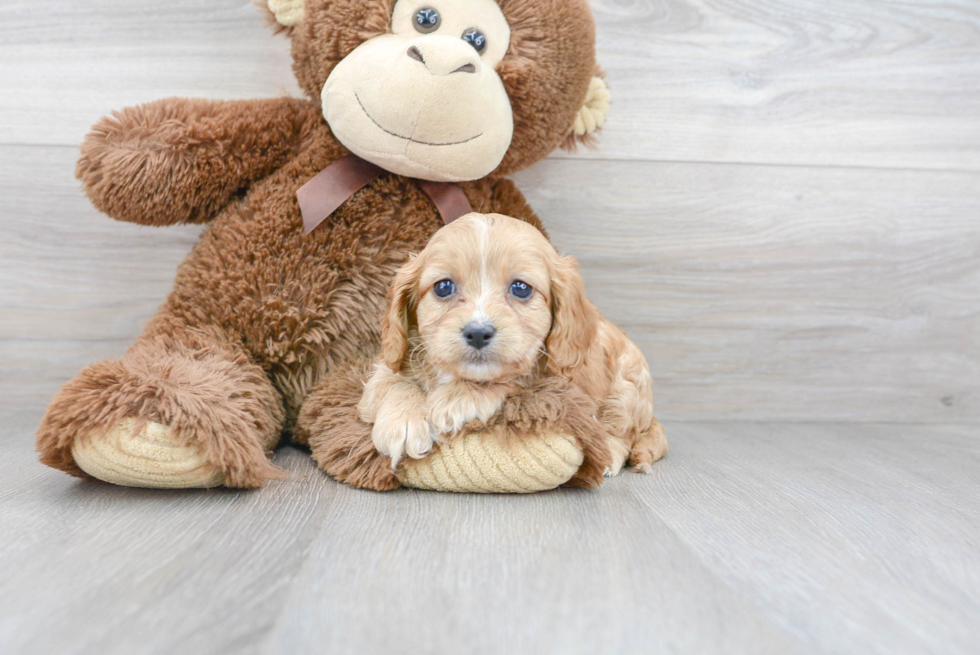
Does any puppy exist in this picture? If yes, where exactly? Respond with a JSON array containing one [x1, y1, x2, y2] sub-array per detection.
[[357, 213, 667, 475]]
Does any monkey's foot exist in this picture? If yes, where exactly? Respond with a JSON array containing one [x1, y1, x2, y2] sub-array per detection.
[[71, 418, 225, 489]]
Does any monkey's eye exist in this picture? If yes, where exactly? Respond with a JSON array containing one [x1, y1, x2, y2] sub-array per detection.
[[434, 279, 456, 298], [461, 28, 487, 53], [414, 8, 441, 33], [510, 280, 532, 300]]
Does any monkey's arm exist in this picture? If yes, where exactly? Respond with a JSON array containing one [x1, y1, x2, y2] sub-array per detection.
[[76, 97, 321, 226]]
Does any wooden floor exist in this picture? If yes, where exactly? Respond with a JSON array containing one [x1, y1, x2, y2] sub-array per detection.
[[1, 408, 977, 655], [2, 1, 979, 653]]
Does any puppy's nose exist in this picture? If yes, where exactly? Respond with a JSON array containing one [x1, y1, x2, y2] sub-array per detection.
[[463, 323, 496, 350]]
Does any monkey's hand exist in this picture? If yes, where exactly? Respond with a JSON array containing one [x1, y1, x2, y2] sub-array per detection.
[[76, 96, 320, 226]]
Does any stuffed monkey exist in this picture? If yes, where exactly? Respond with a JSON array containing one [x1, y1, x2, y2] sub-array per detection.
[[36, 0, 612, 490]]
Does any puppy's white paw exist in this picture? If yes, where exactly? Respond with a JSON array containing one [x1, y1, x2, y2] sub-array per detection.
[[371, 406, 434, 468], [427, 389, 503, 437]]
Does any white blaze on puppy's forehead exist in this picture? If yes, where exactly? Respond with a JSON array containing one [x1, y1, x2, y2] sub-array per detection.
[[473, 213, 493, 321], [450, 212, 554, 298]]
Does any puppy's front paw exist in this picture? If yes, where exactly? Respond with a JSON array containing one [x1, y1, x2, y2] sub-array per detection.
[[371, 406, 434, 468], [427, 387, 504, 437]]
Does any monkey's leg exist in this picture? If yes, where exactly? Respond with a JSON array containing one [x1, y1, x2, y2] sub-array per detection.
[[36, 318, 286, 489], [295, 361, 401, 492]]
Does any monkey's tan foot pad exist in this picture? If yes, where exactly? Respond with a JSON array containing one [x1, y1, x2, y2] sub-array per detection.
[[71, 418, 225, 489], [396, 429, 584, 493]]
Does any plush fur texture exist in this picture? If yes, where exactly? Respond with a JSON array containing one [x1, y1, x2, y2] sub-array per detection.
[[37, 325, 286, 487], [295, 361, 402, 491], [37, 0, 604, 488], [76, 97, 319, 226]]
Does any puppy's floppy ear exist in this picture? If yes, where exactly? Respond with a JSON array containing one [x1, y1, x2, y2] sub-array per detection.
[[380, 255, 422, 373], [546, 255, 601, 377]]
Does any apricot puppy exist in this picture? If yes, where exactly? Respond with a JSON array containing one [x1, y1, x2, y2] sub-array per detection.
[[357, 213, 667, 473]]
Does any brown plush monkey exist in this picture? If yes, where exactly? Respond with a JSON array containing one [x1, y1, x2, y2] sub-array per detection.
[[36, 0, 612, 490]]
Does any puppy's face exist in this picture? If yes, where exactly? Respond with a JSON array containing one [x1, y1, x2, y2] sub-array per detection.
[[411, 214, 555, 383]]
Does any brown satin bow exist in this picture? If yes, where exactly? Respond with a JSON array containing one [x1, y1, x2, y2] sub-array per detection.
[[297, 154, 473, 234]]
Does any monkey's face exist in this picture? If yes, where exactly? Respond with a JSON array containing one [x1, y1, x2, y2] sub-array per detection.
[[272, 0, 603, 179], [321, 0, 514, 182]]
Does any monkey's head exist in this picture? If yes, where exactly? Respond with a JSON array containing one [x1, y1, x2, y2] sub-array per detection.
[[266, 0, 609, 182]]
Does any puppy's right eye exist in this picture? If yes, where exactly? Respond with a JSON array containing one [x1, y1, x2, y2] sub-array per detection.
[[510, 280, 533, 300], [433, 279, 456, 298]]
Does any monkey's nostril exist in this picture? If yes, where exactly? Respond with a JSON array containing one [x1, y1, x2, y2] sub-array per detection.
[[452, 63, 477, 74], [407, 46, 425, 65]]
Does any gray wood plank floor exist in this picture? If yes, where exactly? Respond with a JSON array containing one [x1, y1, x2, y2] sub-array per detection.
[[1, 408, 977, 655]]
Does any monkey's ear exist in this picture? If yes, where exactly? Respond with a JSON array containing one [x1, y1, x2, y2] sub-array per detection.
[[562, 75, 611, 151], [267, 0, 305, 27]]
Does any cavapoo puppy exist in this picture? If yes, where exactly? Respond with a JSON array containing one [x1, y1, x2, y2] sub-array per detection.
[[358, 213, 667, 476]]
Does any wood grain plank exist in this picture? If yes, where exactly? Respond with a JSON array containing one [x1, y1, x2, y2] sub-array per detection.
[[2, 0, 979, 171], [258, 421, 980, 655], [0, 340, 133, 415], [4, 146, 978, 422], [0, 145, 202, 342], [641, 422, 980, 655], [0, 0, 302, 147], [260, 470, 807, 655], [0, 408, 336, 655], [3, 409, 978, 654], [587, 0, 980, 170]]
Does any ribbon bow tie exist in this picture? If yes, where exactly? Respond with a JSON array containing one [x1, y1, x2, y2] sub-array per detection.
[[296, 154, 473, 234]]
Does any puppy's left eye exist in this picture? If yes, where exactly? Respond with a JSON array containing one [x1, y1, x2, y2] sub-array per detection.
[[510, 280, 532, 300], [434, 279, 456, 298]]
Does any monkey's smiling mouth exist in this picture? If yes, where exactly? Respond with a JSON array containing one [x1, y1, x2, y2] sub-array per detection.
[[355, 93, 483, 147]]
